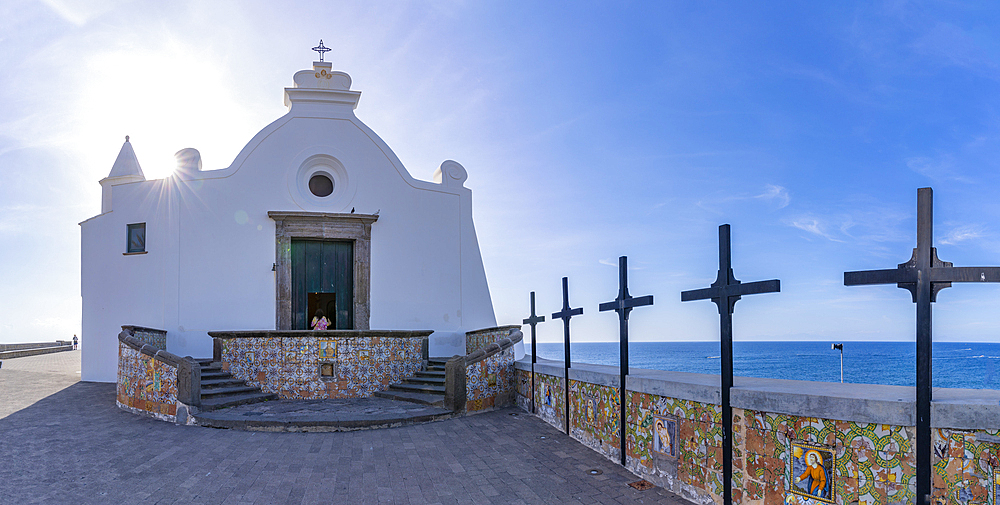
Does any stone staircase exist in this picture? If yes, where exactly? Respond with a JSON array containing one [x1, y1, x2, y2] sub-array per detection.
[[374, 357, 448, 407], [197, 359, 278, 411]]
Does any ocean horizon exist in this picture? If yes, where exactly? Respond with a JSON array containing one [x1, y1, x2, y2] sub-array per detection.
[[527, 340, 999, 390]]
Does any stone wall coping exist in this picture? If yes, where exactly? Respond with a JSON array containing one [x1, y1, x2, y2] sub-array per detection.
[[121, 324, 167, 334], [207, 330, 434, 339], [464, 329, 522, 366], [267, 211, 378, 224], [517, 356, 1000, 429], [465, 325, 522, 336], [118, 331, 182, 369]]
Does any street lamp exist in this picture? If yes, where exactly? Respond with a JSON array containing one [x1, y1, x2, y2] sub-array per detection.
[[831, 343, 843, 383]]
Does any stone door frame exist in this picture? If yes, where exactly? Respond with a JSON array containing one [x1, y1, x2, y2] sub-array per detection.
[[269, 211, 378, 330]]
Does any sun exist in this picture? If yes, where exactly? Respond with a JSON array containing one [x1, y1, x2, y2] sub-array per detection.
[[73, 39, 266, 181]]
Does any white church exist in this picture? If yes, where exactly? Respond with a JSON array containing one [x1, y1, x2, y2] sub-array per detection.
[[80, 54, 503, 383]]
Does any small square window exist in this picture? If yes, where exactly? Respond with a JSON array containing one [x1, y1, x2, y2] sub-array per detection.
[[127, 223, 146, 253]]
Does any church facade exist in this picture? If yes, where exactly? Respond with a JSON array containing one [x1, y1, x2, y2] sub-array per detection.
[[80, 59, 499, 382]]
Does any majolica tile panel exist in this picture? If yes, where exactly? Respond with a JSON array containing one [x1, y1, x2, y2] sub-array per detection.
[[932, 428, 1000, 505], [514, 368, 533, 411], [131, 328, 166, 350], [532, 372, 565, 431], [467, 348, 516, 411], [116, 341, 178, 417], [219, 335, 422, 399], [568, 379, 621, 461], [465, 326, 519, 354]]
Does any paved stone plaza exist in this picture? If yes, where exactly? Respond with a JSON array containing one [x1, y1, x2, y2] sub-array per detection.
[[0, 352, 695, 505]]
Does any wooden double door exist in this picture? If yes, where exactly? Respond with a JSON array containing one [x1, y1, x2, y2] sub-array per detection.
[[291, 239, 354, 330]]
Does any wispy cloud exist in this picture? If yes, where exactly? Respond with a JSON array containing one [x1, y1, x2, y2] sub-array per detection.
[[939, 224, 985, 245], [693, 184, 791, 215], [786, 194, 912, 246], [910, 22, 1000, 78], [906, 155, 975, 183], [790, 217, 842, 242], [755, 184, 790, 209]]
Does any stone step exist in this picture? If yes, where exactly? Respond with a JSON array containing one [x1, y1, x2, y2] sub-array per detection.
[[201, 385, 262, 397], [403, 376, 445, 386], [201, 377, 247, 388], [373, 390, 445, 407], [200, 363, 222, 372], [389, 382, 445, 395], [415, 370, 445, 378], [199, 391, 278, 412], [201, 370, 231, 379], [196, 358, 216, 366]]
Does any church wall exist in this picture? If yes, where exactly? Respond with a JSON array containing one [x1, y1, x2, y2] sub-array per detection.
[[82, 64, 498, 381], [81, 180, 172, 382], [515, 359, 1000, 505]]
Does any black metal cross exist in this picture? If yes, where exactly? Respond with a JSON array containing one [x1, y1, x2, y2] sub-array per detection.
[[312, 40, 331, 62], [523, 291, 545, 414], [599, 256, 653, 466], [552, 277, 583, 434], [844, 187, 1000, 505], [681, 224, 780, 505]]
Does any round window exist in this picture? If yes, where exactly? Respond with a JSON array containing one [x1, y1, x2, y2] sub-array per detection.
[[308, 173, 334, 197]]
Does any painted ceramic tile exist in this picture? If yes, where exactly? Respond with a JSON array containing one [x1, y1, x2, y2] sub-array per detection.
[[219, 335, 422, 399], [319, 339, 336, 359], [533, 373, 565, 430], [789, 442, 835, 503], [652, 415, 677, 458], [116, 341, 178, 417], [466, 328, 512, 354]]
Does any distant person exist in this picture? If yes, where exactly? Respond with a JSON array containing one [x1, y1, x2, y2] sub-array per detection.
[[311, 310, 330, 330], [73, 335, 78, 350]]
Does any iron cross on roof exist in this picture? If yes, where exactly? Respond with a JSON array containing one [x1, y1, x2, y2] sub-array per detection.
[[598, 256, 653, 466], [522, 291, 545, 414], [681, 224, 780, 505], [551, 277, 583, 435], [844, 187, 1000, 505], [311, 40, 331, 62]]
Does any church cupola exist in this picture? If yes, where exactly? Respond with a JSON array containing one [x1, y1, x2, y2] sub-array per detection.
[[99, 136, 145, 213], [283, 40, 361, 114]]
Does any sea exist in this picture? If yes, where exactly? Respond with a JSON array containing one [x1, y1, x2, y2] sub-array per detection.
[[528, 341, 1000, 390]]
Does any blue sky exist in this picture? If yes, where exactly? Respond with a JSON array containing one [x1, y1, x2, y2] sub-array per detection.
[[3, 1, 1000, 345]]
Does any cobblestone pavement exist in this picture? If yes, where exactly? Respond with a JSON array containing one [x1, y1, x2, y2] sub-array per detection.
[[0, 352, 696, 505], [0, 349, 81, 418]]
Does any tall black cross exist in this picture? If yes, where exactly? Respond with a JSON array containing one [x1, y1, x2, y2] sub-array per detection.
[[844, 187, 1000, 505], [551, 277, 583, 434], [599, 256, 653, 466], [681, 224, 780, 505], [523, 291, 545, 414]]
